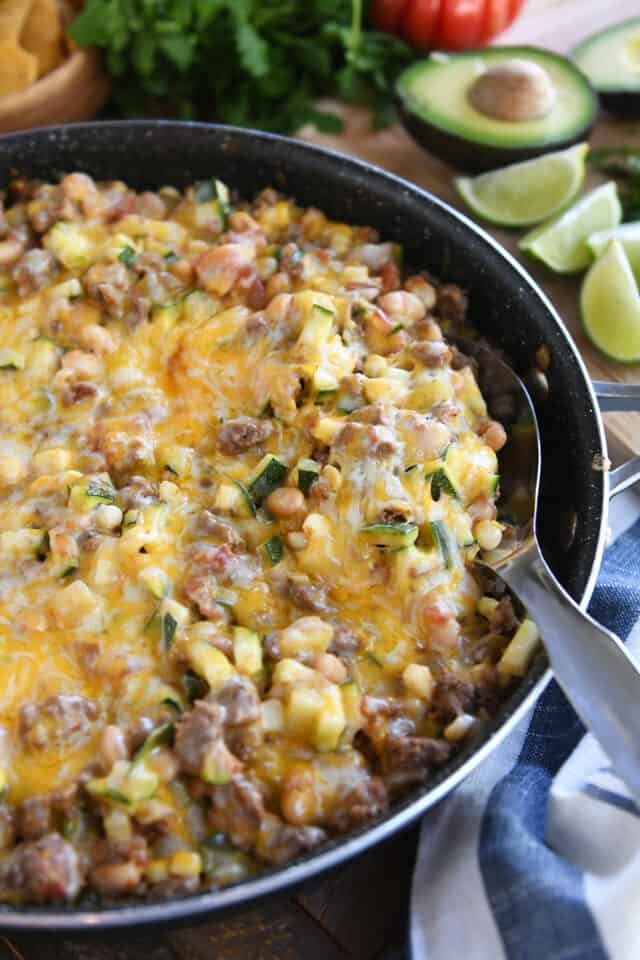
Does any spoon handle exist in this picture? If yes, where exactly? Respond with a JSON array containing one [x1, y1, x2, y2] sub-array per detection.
[[497, 545, 640, 805], [593, 381, 640, 413]]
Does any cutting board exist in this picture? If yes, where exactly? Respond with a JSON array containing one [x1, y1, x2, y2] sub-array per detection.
[[300, 0, 640, 455]]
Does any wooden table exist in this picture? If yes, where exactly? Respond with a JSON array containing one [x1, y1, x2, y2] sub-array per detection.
[[3, 2, 639, 959]]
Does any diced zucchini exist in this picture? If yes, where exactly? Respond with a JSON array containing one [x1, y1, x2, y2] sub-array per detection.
[[498, 619, 540, 677], [0, 349, 24, 370], [0, 528, 48, 562], [159, 444, 192, 479], [48, 530, 79, 577], [341, 681, 363, 730], [213, 479, 256, 518], [260, 535, 284, 566], [189, 642, 233, 692], [215, 586, 237, 608], [156, 685, 184, 713], [122, 509, 140, 528], [86, 760, 159, 809], [361, 521, 419, 548], [232, 627, 263, 676], [44, 221, 95, 270], [68, 477, 117, 513], [336, 392, 363, 413], [28, 337, 59, 381], [133, 723, 175, 763], [427, 465, 460, 501], [423, 519, 455, 569], [139, 566, 171, 599], [194, 178, 231, 230], [151, 302, 181, 334], [201, 742, 238, 785], [118, 245, 136, 267], [313, 685, 345, 752], [489, 474, 500, 496], [246, 455, 287, 507], [312, 367, 339, 402], [296, 458, 320, 494], [286, 686, 323, 737]]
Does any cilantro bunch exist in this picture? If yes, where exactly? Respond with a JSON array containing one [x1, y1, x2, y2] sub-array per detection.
[[70, 0, 412, 133]]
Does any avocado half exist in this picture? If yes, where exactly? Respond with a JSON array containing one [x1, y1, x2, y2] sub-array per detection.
[[572, 17, 640, 118], [396, 47, 598, 173]]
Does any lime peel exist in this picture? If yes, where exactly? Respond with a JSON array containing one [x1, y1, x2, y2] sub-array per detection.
[[455, 143, 589, 227], [588, 221, 640, 282], [581, 238, 640, 364]]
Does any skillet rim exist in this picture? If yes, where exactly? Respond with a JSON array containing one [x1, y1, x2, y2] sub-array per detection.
[[0, 120, 609, 932]]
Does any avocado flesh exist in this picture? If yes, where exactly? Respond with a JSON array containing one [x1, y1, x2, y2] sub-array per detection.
[[572, 17, 640, 118], [397, 47, 597, 173]]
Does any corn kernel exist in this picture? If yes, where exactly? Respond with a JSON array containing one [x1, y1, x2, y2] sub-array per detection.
[[363, 354, 387, 377], [280, 616, 333, 657], [170, 851, 202, 877], [0, 455, 25, 487], [444, 713, 477, 742], [475, 520, 503, 552], [49, 580, 99, 628], [402, 663, 434, 701], [94, 504, 123, 532], [498, 619, 540, 677], [189, 642, 233, 691], [321, 464, 342, 492], [477, 595, 499, 620], [261, 699, 284, 733], [146, 859, 169, 884], [33, 448, 72, 475]]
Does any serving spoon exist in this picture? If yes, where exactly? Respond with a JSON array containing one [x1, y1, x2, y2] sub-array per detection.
[[454, 337, 640, 802]]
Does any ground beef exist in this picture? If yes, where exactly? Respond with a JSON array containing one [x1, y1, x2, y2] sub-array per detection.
[[412, 340, 451, 367], [286, 577, 331, 614], [215, 677, 260, 726], [93, 414, 155, 483], [19, 695, 98, 750], [12, 249, 57, 295], [449, 346, 478, 372], [84, 261, 129, 315], [62, 380, 99, 406], [330, 778, 388, 832], [0, 833, 84, 902], [329, 623, 361, 656], [174, 701, 225, 775], [489, 596, 520, 636], [435, 284, 468, 326], [208, 775, 264, 850], [431, 674, 475, 724], [217, 416, 273, 455], [17, 796, 53, 841], [382, 734, 451, 789], [258, 814, 326, 866], [117, 476, 157, 510], [347, 401, 390, 426], [180, 571, 223, 621], [193, 510, 244, 547]]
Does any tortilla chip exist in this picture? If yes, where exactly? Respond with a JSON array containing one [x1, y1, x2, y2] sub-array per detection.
[[0, 0, 34, 40], [20, 0, 63, 77], [0, 43, 37, 96]]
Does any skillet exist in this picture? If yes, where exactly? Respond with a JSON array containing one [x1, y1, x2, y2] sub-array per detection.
[[0, 121, 626, 931]]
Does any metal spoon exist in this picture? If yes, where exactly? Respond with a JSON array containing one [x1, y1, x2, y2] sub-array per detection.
[[453, 337, 640, 802]]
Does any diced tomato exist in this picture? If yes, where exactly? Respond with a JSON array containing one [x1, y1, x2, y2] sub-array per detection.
[[433, 0, 486, 50], [370, 0, 412, 33], [401, 0, 442, 48]]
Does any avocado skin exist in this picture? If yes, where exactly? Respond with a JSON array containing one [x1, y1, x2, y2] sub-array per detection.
[[598, 91, 640, 120], [398, 102, 594, 174]]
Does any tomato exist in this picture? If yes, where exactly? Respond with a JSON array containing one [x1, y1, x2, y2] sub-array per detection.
[[436, 0, 486, 51], [370, 0, 412, 33], [371, 0, 525, 51], [400, 0, 442, 48]]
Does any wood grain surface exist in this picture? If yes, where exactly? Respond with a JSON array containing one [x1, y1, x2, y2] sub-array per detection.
[[299, 0, 640, 455], [1, 4, 637, 960]]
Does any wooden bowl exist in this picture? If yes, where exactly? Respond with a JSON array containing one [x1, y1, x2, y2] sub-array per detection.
[[0, 48, 110, 134]]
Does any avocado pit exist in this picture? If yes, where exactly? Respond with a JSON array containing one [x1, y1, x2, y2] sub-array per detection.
[[468, 59, 557, 123]]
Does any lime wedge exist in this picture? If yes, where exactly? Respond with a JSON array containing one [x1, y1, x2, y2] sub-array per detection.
[[454, 143, 589, 227], [519, 181, 621, 273], [588, 222, 640, 281], [581, 239, 640, 363]]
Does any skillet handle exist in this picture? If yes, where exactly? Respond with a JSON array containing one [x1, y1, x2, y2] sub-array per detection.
[[592, 381, 640, 499]]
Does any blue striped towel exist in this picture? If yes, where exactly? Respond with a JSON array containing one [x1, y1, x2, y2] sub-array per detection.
[[411, 488, 640, 960]]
